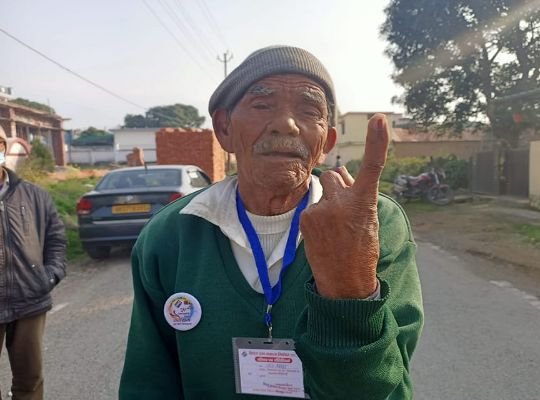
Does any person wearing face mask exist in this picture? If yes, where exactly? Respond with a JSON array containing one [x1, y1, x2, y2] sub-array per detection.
[[0, 126, 67, 400]]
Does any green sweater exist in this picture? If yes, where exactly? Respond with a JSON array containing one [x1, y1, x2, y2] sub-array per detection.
[[119, 189, 423, 400]]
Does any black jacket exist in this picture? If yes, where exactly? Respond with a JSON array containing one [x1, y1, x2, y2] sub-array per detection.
[[0, 168, 66, 323]]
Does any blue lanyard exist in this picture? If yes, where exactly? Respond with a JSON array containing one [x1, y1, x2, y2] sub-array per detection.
[[236, 188, 310, 338]]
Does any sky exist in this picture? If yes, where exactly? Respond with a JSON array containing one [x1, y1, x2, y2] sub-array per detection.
[[0, 0, 403, 130]]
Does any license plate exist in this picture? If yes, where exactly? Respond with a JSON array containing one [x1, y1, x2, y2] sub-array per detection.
[[111, 203, 151, 214]]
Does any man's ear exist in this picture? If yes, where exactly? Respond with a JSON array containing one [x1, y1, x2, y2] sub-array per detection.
[[318, 126, 337, 164], [212, 109, 234, 153], [323, 126, 337, 154]]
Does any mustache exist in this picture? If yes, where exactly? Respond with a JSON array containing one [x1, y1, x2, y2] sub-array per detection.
[[253, 136, 310, 160]]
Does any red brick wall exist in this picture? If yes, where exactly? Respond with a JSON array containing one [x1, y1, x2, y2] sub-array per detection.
[[155, 128, 225, 182]]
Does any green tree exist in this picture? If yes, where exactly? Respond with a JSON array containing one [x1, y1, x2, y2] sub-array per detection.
[[381, 0, 540, 147], [124, 114, 148, 128], [11, 98, 56, 114], [123, 104, 205, 128], [72, 127, 113, 146], [29, 139, 55, 171]]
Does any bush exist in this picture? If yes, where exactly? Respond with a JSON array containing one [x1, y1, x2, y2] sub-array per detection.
[[381, 153, 469, 190], [42, 176, 100, 261], [381, 154, 429, 183], [432, 156, 469, 190], [17, 139, 55, 182], [321, 153, 470, 190], [345, 159, 362, 176]]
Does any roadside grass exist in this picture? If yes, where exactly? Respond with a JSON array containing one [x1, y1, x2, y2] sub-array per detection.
[[515, 223, 540, 245], [42, 176, 99, 261], [403, 201, 441, 213]]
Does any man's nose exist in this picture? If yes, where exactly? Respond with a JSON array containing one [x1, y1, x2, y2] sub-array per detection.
[[269, 113, 300, 136]]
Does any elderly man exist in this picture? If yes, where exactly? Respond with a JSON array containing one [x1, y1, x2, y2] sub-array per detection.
[[119, 45, 423, 399]]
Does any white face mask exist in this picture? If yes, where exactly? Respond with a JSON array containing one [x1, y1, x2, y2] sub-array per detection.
[[0, 151, 5, 165]]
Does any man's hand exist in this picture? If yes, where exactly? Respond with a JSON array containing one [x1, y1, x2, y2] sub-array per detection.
[[300, 114, 390, 299]]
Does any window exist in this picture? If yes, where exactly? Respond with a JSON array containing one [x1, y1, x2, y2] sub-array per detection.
[[97, 169, 182, 190], [188, 170, 211, 188]]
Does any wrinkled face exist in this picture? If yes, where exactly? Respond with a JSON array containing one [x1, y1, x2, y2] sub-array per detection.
[[216, 74, 336, 194]]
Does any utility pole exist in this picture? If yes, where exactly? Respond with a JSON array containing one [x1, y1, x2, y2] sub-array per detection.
[[217, 51, 233, 174], [217, 51, 233, 79]]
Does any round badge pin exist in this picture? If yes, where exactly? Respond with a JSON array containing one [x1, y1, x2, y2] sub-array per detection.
[[163, 292, 202, 331]]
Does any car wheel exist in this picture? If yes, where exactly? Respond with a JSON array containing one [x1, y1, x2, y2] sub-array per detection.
[[86, 246, 111, 260]]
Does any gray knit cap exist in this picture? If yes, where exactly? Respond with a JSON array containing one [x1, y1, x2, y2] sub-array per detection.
[[208, 45, 336, 126]]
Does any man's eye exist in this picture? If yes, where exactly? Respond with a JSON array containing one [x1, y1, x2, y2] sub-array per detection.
[[253, 103, 270, 110], [303, 108, 322, 118]]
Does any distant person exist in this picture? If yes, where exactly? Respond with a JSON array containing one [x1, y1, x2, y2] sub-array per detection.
[[0, 126, 67, 400], [120, 45, 423, 399], [335, 154, 342, 168], [126, 147, 144, 167]]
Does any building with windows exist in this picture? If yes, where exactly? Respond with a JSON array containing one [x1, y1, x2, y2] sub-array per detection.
[[0, 91, 67, 166], [326, 111, 403, 166]]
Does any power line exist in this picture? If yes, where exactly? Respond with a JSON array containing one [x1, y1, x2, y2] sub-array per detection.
[[171, 0, 221, 57], [0, 26, 207, 125], [0, 26, 147, 111], [142, 0, 216, 79], [196, 0, 230, 50], [157, 0, 216, 63]]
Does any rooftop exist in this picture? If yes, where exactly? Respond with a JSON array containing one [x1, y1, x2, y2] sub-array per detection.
[[0, 100, 64, 121], [392, 128, 486, 142]]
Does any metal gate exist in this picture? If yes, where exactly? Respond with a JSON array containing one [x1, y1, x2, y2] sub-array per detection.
[[471, 147, 530, 197], [471, 150, 500, 195], [503, 148, 529, 197]]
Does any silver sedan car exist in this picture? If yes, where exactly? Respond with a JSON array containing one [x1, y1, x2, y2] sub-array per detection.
[[77, 165, 211, 259]]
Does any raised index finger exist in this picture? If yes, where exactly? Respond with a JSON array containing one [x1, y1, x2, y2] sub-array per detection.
[[353, 113, 390, 193]]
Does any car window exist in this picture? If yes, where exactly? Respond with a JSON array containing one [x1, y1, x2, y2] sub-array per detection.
[[187, 170, 211, 188], [96, 169, 182, 190]]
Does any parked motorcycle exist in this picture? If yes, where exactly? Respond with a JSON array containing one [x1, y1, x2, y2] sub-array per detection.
[[391, 167, 454, 205]]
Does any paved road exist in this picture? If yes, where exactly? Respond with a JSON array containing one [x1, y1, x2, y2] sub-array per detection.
[[412, 242, 540, 400], [1, 244, 539, 399], [0, 250, 133, 400]]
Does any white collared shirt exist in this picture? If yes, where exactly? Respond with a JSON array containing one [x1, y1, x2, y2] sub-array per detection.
[[180, 175, 380, 299], [181, 175, 323, 294]]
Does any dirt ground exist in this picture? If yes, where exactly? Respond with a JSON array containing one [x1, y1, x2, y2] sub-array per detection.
[[51, 166, 109, 181], [404, 197, 540, 273]]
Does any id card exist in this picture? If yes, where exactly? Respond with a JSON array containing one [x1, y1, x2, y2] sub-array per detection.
[[232, 337, 309, 398]]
